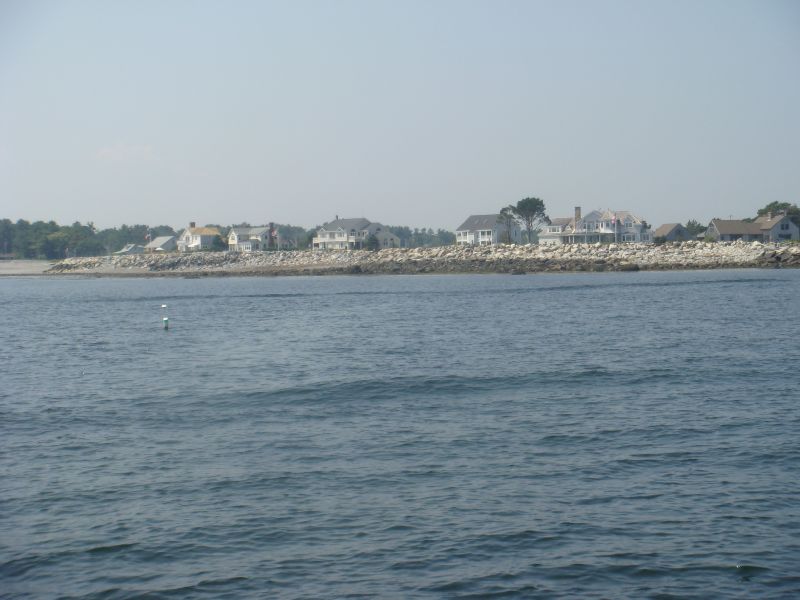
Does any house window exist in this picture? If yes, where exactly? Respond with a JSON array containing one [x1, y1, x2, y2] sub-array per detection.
[[781, 223, 789, 230]]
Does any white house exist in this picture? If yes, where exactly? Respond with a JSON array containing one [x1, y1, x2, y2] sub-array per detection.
[[539, 207, 652, 245], [176, 222, 222, 252], [312, 218, 400, 250], [455, 214, 521, 246], [228, 226, 274, 252]]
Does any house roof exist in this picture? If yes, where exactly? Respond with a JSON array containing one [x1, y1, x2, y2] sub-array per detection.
[[710, 219, 763, 235], [145, 236, 175, 249], [592, 209, 644, 223], [753, 214, 789, 230], [113, 244, 145, 254], [548, 217, 572, 227], [187, 227, 221, 236], [456, 214, 505, 231], [231, 226, 269, 236], [653, 223, 682, 237], [320, 218, 371, 232]]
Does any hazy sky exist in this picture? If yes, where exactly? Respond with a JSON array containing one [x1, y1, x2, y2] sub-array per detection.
[[1, 0, 798, 231]]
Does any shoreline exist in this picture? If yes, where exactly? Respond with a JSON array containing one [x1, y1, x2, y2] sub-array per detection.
[[14, 241, 798, 278]]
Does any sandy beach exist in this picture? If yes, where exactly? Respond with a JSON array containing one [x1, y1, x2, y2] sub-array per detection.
[[0, 260, 54, 276]]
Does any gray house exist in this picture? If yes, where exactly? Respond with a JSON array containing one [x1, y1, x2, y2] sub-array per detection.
[[653, 223, 692, 242], [706, 213, 799, 242], [455, 214, 521, 246], [753, 212, 799, 242], [145, 236, 176, 252], [113, 243, 145, 255]]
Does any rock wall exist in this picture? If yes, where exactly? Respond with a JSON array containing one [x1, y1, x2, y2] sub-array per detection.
[[46, 241, 800, 276]]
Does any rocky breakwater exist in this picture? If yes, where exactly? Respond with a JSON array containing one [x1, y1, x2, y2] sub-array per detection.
[[46, 241, 800, 276], [357, 240, 800, 273], [46, 250, 374, 276]]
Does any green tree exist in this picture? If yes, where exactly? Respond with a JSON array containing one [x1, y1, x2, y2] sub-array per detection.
[[0, 219, 13, 256], [275, 224, 310, 249], [39, 231, 71, 259], [13, 219, 33, 257], [498, 205, 517, 244], [685, 219, 706, 236], [210, 235, 227, 251], [365, 234, 380, 251], [386, 225, 412, 247], [436, 229, 456, 245], [513, 197, 548, 243]]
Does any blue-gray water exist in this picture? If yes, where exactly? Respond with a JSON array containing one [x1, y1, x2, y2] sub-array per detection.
[[2, 270, 799, 599]]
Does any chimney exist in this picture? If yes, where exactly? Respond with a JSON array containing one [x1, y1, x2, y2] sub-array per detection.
[[767, 211, 773, 220], [189, 221, 196, 229], [574, 206, 581, 222]]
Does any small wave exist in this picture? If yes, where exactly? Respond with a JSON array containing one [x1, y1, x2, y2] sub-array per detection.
[[86, 542, 137, 555], [238, 366, 675, 406]]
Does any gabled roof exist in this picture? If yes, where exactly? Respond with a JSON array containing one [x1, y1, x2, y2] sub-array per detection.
[[653, 223, 682, 238], [548, 217, 572, 227], [113, 243, 145, 254], [456, 214, 506, 231], [588, 209, 644, 223], [581, 210, 605, 222], [187, 226, 220, 236], [320, 218, 371, 232], [710, 219, 763, 235], [145, 236, 175, 249], [753, 214, 790, 230]]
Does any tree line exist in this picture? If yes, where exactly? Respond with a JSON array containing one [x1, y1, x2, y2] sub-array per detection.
[[0, 218, 460, 259], [0, 220, 178, 259]]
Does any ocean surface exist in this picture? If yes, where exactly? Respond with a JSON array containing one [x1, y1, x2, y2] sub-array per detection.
[[2, 269, 799, 599]]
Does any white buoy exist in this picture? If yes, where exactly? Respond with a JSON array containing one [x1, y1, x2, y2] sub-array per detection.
[[163, 316, 169, 330], [161, 304, 167, 308]]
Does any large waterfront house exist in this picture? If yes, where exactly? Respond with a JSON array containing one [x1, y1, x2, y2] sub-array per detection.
[[455, 215, 521, 246], [653, 223, 692, 242], [312, 218, 400, 250], [176, 223, 222, 252], [539, 207, 652, 245], [706, 212, 799, 243], [144, 236, 176, 253], [227, 226, 276, 252]]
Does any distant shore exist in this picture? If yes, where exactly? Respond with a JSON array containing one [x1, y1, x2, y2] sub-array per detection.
[[28, 241, 800, 278]]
